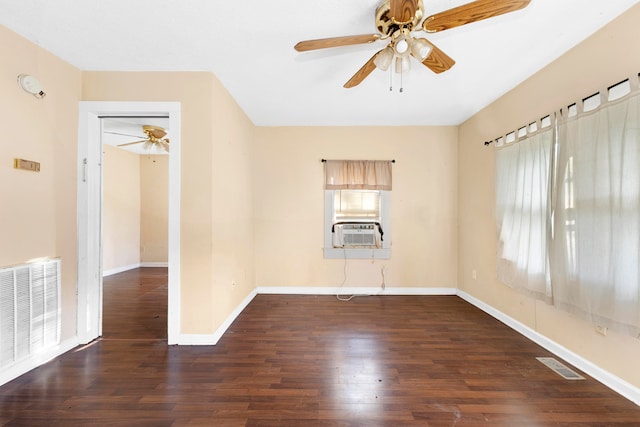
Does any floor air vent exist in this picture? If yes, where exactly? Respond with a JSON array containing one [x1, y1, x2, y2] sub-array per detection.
[[537, 357, 585, 380]]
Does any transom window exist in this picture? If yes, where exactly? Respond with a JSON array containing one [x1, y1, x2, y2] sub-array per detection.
[[323, 159, 393, 259]]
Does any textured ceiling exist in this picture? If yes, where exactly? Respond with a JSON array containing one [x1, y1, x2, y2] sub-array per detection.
[[1, 0, 638, 126]]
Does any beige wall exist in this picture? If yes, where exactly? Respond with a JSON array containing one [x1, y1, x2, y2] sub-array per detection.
[[0, 25, 81, 342], [102, 145, 141, 271], [458, 4, 640, 389], [2, 2, 640, 395], [82, 71, 255, 335], [103, 150, 168, 270], [140, 154, 168, 263], [253, 126, 458, 288], [209, 75, 256, 330]]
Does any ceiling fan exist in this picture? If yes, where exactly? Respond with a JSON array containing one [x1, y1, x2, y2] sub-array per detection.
[[294, 0, 531, 88], [107, 125, 170, 153]]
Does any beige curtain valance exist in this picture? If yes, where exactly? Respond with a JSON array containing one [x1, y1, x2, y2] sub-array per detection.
[[324, 160, 393, 190]]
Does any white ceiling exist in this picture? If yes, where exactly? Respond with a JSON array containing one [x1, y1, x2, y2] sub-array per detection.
[[1, 0, 638, 126]]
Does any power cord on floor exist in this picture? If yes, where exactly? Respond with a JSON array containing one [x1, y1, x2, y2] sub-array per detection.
[[336, 248, 358, 301], [335, 250, 387, 301]]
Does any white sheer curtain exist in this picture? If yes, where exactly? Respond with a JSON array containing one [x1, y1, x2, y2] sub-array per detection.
[[495, 75, 640, 336], [495, 126, 553, 302], [551, 86, 640, 336]]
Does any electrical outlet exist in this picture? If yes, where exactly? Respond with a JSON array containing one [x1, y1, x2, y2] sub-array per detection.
[[472, 269, 477, 280], [595, 325, 607, 336]]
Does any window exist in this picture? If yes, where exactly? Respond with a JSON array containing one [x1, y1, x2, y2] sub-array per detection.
[[334, 190, 380, 221], [495, 77, 640, 336], [495, 125, 552, 300], [324, 189, 391, 259], [323, 160, 393, 259], [551, 90, 640, 334]]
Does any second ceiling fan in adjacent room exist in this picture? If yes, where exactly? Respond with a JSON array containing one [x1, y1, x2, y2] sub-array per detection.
[[106, 125, 170, 153]]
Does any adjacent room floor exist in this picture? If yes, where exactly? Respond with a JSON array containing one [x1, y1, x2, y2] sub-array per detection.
[[1, 268, 639, 426]]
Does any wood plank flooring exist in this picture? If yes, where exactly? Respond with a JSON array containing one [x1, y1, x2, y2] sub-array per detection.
[[1, 268, 640, 426], [101, 267, 167, 340]]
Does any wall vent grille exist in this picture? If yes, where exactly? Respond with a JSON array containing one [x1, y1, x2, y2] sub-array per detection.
[[0, 259, 61, 369]]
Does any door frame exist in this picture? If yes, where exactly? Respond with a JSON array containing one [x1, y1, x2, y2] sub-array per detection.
[[77, 101, 181, 345]]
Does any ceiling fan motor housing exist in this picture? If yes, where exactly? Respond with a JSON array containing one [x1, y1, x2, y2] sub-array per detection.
[[376, 0, 424, 36]]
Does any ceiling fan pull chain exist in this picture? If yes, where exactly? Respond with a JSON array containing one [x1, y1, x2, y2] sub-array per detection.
[[400, 66, 404, 93], [389, 67, 393, 92]]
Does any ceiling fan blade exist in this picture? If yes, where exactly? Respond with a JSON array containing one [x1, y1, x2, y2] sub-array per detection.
[[117, 140, 147, 147], [343, 51, 381, 89], [422, 0, 530, 33], [104, 131, 144, 139], [389, 0, 418, 24], [420, 40, 455, 74], [295, 34, 381, 52]]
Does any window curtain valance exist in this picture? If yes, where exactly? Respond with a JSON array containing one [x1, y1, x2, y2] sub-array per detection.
[[324, 160, 393, 190]]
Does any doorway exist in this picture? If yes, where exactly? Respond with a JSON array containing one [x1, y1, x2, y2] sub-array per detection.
[[77, 102, 181, 345], [101, 116, 170, 339]]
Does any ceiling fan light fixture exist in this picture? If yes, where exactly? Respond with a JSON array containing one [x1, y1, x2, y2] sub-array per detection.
[[410, 38, 433, 61], [395, 56, 411, 73], [395, 38, 409, 55], [374, 47, 394, 71], [393, 33, 412, 58]]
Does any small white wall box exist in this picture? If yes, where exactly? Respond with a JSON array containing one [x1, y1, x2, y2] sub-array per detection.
[[17, 74, 46, 98]]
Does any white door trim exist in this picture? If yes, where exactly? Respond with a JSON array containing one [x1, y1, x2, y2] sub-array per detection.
[[77, 101, 181, 345]]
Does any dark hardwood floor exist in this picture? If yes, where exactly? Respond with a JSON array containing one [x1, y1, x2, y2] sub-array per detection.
[[101, 267, 168, 340], [1, 268, 640, 426]]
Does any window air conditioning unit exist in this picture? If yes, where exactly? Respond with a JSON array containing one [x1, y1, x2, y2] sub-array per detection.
[[341, 223, 376, 246]]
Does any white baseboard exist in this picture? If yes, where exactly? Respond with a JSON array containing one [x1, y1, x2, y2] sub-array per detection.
[[255, 286, 457, 296], [457, 290, 640, 406], [174, 333, 218, 345], [0, 336, 80, 387], [140, 262, 168, 268], [211, 289, 258, 344], [102, 263, 168, 276], [102, 263, 140, 277], [175, 289, 258, 346]]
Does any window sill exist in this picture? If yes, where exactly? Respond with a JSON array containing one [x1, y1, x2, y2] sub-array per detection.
[[323, 248, 391, 260]]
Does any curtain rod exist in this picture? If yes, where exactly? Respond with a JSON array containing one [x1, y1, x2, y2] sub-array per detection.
[[321, 159, 395, 163], [483, 71, 640, 147]]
